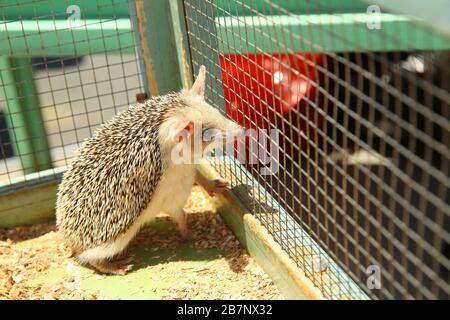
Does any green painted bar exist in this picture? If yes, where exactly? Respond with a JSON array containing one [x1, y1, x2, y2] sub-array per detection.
[[1, 0, 368, 20], [133, 0, 183, 96], [127, 0, 149, 94], [0, 166, 65, 192], [0, 182, 57, 228], [0, 167, 65, 227], [214, 0, 369, 16], [0, 56, 52, 174], [0, 56, 33, 172], [13, 57, 52, 173], [2, 13, 448, 58], [216, 13, 450, 53], [0, 168, 62, 228], [169, 0, 194, 89], [0, 56, 35, 172], [0, 0, 131, 20], [0, 19, 135, 56]]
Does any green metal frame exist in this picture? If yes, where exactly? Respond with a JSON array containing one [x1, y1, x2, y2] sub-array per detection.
[[0, 56, 52, 174], [216, 13, 450, 53], [0, 0, 131, 19], [132, 0, 184, 96], [213, 0, 369, 15], [0, 19, 135, 56], [169, 0, 194, 89], [0, 167, 66, 227], [2, 1, 448, 56]]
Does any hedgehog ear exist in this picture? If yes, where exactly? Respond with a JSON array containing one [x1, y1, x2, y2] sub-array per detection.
[[189, 65, 206, 97]]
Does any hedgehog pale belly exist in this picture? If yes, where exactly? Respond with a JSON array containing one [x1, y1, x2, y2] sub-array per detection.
[[141, 163, 196, 224], [77, 163, 196, 263]]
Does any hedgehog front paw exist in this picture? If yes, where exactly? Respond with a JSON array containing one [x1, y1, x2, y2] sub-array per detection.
[[205, 178, 229, 196]]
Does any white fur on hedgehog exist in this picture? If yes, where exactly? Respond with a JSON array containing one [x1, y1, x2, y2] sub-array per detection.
[[56, 66, 241, 265]]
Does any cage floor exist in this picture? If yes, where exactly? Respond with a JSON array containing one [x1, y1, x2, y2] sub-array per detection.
[[0, 187, 282, 300]]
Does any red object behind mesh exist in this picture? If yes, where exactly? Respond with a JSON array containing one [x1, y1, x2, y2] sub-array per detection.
[[220, 52, 324, 157]]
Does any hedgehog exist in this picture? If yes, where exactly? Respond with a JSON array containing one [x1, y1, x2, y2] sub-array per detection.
[[56, 66, 242, 275]]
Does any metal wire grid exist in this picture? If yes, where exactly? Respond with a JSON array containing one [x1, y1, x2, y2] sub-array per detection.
[[183, 0, 450, 299], [0, 0, 144, 189]]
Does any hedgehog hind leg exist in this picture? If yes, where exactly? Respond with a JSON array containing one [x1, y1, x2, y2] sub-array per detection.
[[75, 236, 136, 275], [90, 255, 134, 275], [76, 249, 134, 275]]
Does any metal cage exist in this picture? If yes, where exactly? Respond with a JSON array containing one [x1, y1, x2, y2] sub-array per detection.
[[0, 0, 449, 300], [0, 0, 145, 189], [182, 0, 450, 299]]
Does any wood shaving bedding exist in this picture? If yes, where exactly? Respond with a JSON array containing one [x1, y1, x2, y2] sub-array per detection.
[[0, 186, 283, 300]]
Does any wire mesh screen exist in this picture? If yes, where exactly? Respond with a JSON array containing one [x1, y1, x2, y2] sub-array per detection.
[[183, 0, 450, 299], [0, 0, 144, 190]]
